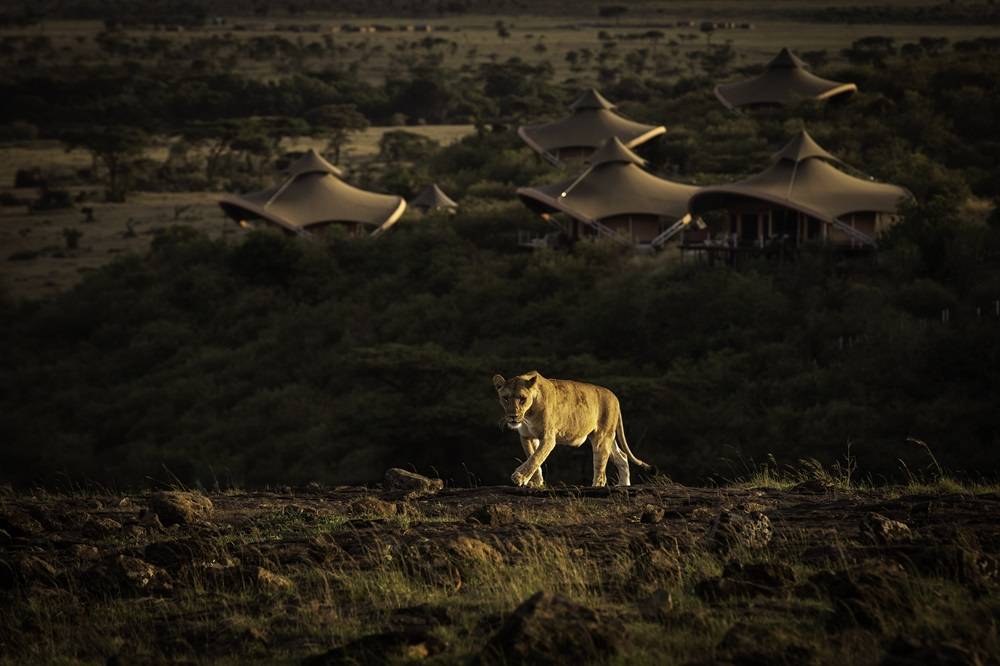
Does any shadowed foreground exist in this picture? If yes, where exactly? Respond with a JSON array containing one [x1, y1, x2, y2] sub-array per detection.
[[1, 481, 998, 664]]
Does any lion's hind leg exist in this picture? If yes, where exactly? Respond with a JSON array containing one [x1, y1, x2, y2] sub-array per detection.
[[590, 435, 614, 487], [611, 442, 630, 487]]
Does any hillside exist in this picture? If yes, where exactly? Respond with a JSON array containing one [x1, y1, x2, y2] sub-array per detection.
[[2, 476, 998, 664]]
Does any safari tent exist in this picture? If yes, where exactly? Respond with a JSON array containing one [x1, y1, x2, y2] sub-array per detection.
[[517, 89, 666, 164], [516, 137, 699, 247], [218, 149, 406, 236], [685, 130, 911, 250], [410, 184, 458, 213], [714, 48, 858, 110]]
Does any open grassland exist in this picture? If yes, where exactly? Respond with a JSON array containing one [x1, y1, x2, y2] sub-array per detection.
[[5, 13, 1000, 84], [0, 125, 473, 300], [1, 475, 998, 665]]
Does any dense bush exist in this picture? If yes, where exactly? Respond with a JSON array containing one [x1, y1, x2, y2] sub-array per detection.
[[2, 198, 999, 488]]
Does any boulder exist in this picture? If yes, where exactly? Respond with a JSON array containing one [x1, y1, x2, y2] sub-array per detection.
[[83, 516, 123, 538], [637, 588, 674, 622], [349, 496, 398, 519], [479, 592, 624, 666], [697, 561, 795, 601], [718, 621, 817, 665], [467, 503, 515, 526], [446, 536, 504, 566], [640, 504, 666, 524], [808, 568, 912, 631], [0, 507, 44, 538], [706, 509, 772, 551], [84, 555, 173, 596], [69, 544, 101, 561], [860, 512, 912, 544], [383, 468, 444, 493], [881, 636, 982, 666], [302, 629, 445, 665], [145, 537, 222, 570], [790, 478, 836, 493], [148, 491, 213, 526], [252, 566, 294, 592]]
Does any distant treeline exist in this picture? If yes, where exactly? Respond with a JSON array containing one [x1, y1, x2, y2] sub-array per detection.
[[794, 3, 1000, 25], [2, 39, 1000, 200]]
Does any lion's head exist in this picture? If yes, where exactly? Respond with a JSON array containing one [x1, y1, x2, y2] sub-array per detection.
[[492, 373, 538, 429]]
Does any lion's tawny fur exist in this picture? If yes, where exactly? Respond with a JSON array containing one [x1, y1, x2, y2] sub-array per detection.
[[492, 370, 650, 488]]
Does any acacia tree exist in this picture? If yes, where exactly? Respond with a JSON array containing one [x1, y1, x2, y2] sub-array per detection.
[[304, 104, 369, 164], [60, 126, 148, 203]]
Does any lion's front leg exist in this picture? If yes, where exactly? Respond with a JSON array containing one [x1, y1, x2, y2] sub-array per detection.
[[520, 437, 544, 488], [512, 434, 556, 487]]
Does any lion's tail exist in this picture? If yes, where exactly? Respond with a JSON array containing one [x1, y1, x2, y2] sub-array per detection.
[[616, 412, 651, 469]]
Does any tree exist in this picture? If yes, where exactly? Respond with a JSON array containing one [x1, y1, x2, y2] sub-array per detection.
[[60, 126, 148, 203], [304, 104, 370, 164]]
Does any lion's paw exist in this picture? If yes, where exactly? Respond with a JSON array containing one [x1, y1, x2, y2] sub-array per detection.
[[511, 465, 533, 487]]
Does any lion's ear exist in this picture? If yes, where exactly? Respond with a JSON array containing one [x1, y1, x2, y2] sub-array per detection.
[[523, 375, 537, 390], [492, 374, 506, 391]]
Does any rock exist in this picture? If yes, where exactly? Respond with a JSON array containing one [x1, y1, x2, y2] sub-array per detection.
[[629, 539, 681, 579], [302, 629, 445, 665], [252, 566, 294, 592], [149, 491, 213, 526], [0, 507, 44, 538], [790, 479, 835, 493], [808, 569, 912, 631], [69, 544, 101, 561], [84, 556, 173, 596], [479, 592, 624, 666], [697, 561, 795, 601], [718, 621, 817, 665], [881, 636, 982, 666], [389, 604, 454, 631], [383, 468, 444, 493], [0, 559, 14, 590], [640, 504, 666, 524], [349, 496, 398, 519], [145, 537, 221, 570], [83, 516, 123, 538], [860, 512, 912, 544], [706, 509, 772, 551], [16, 555, 59, 587], [467, 503, 515, 526], [637, 588, 674, 622], [446, 536, 504, 566]]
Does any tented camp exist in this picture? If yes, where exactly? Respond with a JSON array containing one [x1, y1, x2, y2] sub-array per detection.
[[685, 130, 911, 252], [218, 149, 406, 236], [517, 89, 666, 164], [410, 184, 458, 213], [517, 137, 699, 248], [714, 48, 858, 110]]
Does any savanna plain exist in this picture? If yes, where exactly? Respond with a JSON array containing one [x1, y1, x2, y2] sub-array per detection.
[[2, 0, 1000, 663]]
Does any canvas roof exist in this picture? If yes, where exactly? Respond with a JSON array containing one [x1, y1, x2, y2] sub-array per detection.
[[219, 149, 406, 235], [714, 48, 858, 110], [518, 88, 666, 160], [410, 183, 458, 211], [517, 137, 698, 225], [688, 130, 910, 224]]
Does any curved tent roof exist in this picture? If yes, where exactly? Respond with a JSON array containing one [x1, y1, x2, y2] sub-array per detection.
[[688, 130, 911, 233], [517, 89, 666, 163], [714, 48, 858, 110], [218, 149, 405, 235], [410, 184, 458, 212], [517, 137, 698, 232]]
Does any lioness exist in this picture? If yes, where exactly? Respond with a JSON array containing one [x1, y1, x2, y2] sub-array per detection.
[[492, 371, 651, 487]]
